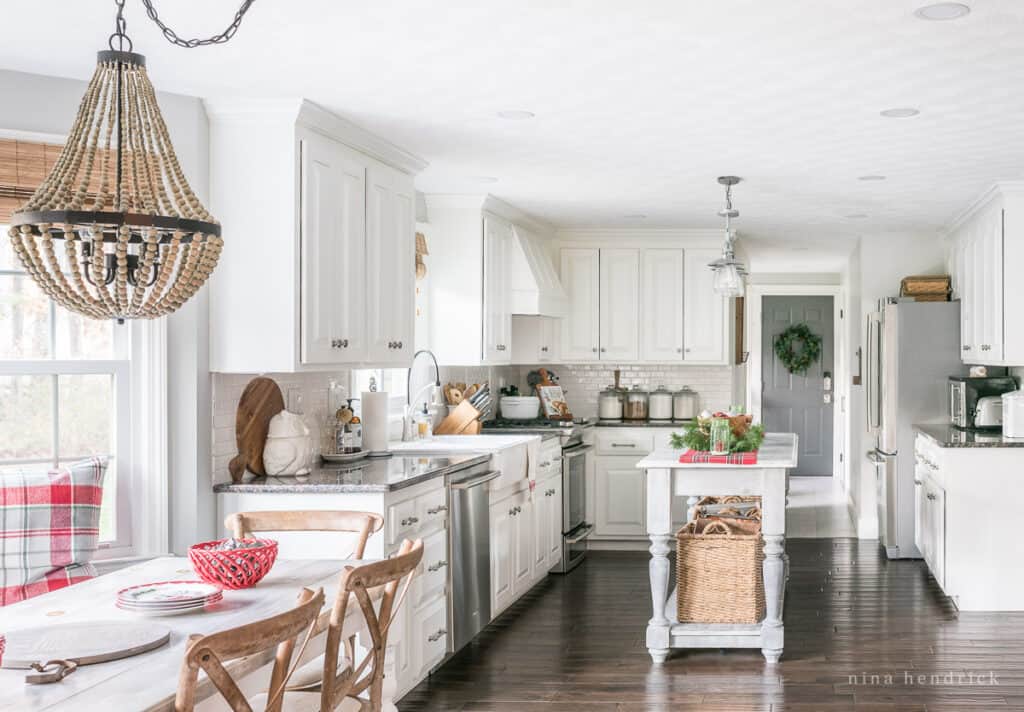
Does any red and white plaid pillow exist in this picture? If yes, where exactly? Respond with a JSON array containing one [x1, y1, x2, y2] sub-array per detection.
[[0, 457, 108, 606]]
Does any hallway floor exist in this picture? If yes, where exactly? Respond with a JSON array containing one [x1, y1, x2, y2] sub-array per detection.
[[786, 476, 857, 538], [402, 542, 1024, 710]]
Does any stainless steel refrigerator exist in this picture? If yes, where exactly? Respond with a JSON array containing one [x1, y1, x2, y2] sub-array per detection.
[[866, 299, 964, 559]]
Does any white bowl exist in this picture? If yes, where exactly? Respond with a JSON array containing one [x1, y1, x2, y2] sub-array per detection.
[[500, 396, 541, 420]]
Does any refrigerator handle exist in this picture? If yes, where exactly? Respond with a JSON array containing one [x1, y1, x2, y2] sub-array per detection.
[[865, 315, 878, 432]]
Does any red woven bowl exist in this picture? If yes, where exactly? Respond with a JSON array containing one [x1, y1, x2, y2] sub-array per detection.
[[188, 538, 278, 590]]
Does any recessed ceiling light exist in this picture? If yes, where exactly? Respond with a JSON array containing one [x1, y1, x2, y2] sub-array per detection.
[[791, 247, 810, 252], [497, 110, 535, 120], [880, 107, 920, 118], [846, 213, 869, 219], [623, 214, 647, 219], [471, 176, 498, 184], [858, 175, 887, 181], [914, 3, 970, 21]]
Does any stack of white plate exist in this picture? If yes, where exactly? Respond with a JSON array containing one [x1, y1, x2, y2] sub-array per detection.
[[116, 580, 223, 616]]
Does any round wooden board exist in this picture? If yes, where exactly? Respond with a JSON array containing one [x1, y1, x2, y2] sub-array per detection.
[[1, 621, 170, 668], [228, 376, 285, 481]]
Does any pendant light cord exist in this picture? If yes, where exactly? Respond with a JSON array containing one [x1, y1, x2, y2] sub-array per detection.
[[140, 0, 256, 48]]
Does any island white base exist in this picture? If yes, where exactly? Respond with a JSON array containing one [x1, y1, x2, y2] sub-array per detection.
[[638, 433, 798, 665]]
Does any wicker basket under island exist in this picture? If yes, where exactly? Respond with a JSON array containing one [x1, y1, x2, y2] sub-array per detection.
[[675, 517, 765, 624]]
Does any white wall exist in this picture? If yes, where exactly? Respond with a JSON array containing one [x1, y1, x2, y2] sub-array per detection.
[[0, 68, 214, 553], [847, 233, 946, 539]]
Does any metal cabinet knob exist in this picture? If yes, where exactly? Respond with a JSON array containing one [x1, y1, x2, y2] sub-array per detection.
[[592, 347, 598, 353], [685, 348, 692, 353], [397, 341, 403, 349], [676, 347, 683, 353], [600, 347, 606, 353], [963, 345, 972, 351], [340, 339, 349, 348], [509, 508, 516, 517], [427, 560, 448, 572], [926, 493, 937, 501]]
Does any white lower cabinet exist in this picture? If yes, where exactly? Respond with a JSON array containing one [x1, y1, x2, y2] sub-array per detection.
[[533, 473, 563, 573], [489, 493, 516, 616]]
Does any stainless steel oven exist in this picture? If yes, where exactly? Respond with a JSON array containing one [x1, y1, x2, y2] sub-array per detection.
[[552, 441, 593, 573]]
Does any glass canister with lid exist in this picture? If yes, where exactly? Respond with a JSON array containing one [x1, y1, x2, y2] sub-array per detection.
[[649, 385, 673, 420], [623, 385, 650, 420], [672, 386, 700, 421], [598, 384, 625, 420]]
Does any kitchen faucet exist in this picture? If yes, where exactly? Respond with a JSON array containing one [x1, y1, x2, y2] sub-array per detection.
[[403, 349, 442, 441]]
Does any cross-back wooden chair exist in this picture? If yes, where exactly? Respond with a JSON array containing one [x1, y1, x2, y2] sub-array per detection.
[[174, 587, 325, 712], [224, 511, 384, 560], [284, 538, 424, 712]]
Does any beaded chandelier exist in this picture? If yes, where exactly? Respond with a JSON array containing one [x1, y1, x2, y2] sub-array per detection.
[[8, 0, 253, 323]]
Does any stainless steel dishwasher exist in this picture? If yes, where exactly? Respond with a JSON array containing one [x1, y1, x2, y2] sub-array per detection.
[[446, 463, 500, 654]]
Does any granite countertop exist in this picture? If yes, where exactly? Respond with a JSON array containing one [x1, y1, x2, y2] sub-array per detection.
[[213, 453, 491, 494], [594, 419, 693, 428], [914, 424, 1024, 448]]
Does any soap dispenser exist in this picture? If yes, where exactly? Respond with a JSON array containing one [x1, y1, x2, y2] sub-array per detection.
[[415, 403, 433, 440]]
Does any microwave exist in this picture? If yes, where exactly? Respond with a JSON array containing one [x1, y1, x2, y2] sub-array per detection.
[[949, 376, 1019, 430]]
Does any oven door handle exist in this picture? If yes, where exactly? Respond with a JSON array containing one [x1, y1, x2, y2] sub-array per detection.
[[564, 524, 594, 545]]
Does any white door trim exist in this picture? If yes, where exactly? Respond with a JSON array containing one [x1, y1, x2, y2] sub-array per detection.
[[746, 284, 847, 484]]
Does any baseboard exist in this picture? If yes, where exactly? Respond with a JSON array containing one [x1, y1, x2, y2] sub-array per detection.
[[587, 539, 651, 552]]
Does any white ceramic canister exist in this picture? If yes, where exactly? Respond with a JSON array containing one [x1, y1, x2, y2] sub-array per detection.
[[649, 386, 674, 420], [672, 386, 700, 420]]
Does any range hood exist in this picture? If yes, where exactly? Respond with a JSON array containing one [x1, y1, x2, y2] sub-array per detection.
[[507, 224, 566, 317]]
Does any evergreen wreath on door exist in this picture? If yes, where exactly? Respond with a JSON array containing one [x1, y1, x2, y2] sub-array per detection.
[[774, 323, 822, 375]]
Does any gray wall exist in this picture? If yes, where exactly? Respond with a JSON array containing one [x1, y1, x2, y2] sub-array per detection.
[[0, 68, 214, 554]]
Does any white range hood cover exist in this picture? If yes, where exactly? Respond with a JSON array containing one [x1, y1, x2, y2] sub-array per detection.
[[507, 224, 566, 317]]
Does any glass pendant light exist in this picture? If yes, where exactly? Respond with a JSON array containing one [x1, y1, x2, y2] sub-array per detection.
[[708, 176, 749, 298]]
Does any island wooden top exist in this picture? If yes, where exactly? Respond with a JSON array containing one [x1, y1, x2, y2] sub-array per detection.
[[636, 432, 799, 470]]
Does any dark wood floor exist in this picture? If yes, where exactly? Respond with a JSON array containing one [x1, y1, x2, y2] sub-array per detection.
[[401, 540, 1024, 711]]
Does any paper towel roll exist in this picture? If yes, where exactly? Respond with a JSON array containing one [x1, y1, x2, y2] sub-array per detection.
[[362, 391, 391, 455]]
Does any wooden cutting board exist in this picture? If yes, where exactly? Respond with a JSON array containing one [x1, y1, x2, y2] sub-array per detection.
[[1, 621, 170, 669], [228, 376, 285, 482]]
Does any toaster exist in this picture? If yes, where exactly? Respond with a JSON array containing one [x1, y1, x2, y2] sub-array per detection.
[[974, 395, 1003, 429]]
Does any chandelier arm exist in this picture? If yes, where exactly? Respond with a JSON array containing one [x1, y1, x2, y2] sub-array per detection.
[[140, 0, 257, 49], [62, 230, 105, 318]]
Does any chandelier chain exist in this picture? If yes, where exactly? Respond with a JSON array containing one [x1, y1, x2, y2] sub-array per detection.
[[140, 0, 256, 49], [108, 0, 133, 52]]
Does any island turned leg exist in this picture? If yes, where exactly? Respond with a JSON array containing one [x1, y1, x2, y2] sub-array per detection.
[[761, 468, 787, 664], [646, 468, 672, 663]]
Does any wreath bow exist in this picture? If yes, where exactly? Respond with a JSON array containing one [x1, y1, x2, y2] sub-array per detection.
[[774, 323, 822, 375]]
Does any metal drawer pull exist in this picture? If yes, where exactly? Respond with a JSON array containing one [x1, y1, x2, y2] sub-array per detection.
[[509, 508, 517, 517], [426, 505, 448, 515], [926, 493, 937, 501], [610, 443, 635, 448], [400, 516, 419, 527], [541, 461, 551, 467], [427, 629, 447, 643], [913, 479, 923, 486], [427, 560, 448, 572]]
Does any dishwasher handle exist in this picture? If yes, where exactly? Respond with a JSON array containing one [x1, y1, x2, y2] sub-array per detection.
[[449, 470, 501, 490]]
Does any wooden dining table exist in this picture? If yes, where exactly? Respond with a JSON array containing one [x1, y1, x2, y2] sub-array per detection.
[[0, 557, 394, 712]]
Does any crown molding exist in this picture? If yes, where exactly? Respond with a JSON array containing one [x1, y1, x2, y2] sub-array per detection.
[[945, 181, 1024, 235], [203, 97, 428, 176]]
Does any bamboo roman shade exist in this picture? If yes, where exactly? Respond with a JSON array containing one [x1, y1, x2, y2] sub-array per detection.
[[0, 139, 63, 224]]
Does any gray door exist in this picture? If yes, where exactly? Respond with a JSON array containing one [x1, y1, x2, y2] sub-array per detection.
[[762, 295, 834, 476]]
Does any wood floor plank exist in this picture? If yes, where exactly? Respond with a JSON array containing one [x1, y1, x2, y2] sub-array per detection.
[[400, 542, 1024, 711]]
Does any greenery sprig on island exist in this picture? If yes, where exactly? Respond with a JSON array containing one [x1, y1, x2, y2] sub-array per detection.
[[670, 420, 765, 453]]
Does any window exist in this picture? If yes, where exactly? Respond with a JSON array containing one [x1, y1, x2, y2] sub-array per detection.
[[350, 368, 409, 416], [0, 230, 133, 552]]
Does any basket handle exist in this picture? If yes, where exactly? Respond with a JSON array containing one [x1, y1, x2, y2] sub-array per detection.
[[701, 520, 734, 535]]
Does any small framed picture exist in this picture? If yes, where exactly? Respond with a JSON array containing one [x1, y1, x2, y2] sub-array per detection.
[[537, 385, 572, 420]]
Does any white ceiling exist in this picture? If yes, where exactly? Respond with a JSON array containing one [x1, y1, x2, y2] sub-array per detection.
[[3, 0, 1024, 267]]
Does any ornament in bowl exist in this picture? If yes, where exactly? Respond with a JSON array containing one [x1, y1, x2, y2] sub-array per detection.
[[189, 538, 278, 589], [262, 410, 314, 475]]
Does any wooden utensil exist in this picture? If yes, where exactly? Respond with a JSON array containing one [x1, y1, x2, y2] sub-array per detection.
[[435, 400, 482, 434], [228, 377, 285, 483], [1, 621, 170, 684]]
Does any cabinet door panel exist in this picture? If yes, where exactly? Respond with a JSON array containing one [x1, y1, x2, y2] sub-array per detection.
[[483, 217, 512, 364], [683, 248, 727, 363], [513, 495, 534, 591], [599, 249, 640, 361], [594, 457, 646, 537], [300, 136, 366, 364], [533, 484, 549, 572], [641, 249, 684, 361], [489, 497, 514, 616], [366, 165, 415, 364], [560, 249, 600, 361], [547, 476, 563, 566]]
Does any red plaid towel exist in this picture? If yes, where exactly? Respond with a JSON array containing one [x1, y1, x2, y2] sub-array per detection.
[[0, 458, 107, 606], [680, 450, 759, 465]]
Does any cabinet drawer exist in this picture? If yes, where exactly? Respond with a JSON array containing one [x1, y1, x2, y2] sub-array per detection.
[[595, 430, 654, 455], [387, 498, 417, 546], [537, 441, 562, 480], [415, 487, 448, 533], [413, 594, 448, 676], [413, 528, 448, 608]]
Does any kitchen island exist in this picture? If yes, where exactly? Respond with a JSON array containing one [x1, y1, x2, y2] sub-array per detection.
[[636, 432, 798, 664]]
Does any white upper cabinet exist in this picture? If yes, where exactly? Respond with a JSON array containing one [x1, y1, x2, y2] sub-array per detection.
[[560, 248, 601, 361], [950, 183, 1024, 366], [366, 164, 416, 365], [300, 135, 366, 365], [599, 249, 640, 361], [683, 247, 727, 363], [640, 248, 684, 361], [483, 216, 513, 363], [511, 315, 559, 363], [207, 99, 425, 373]]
